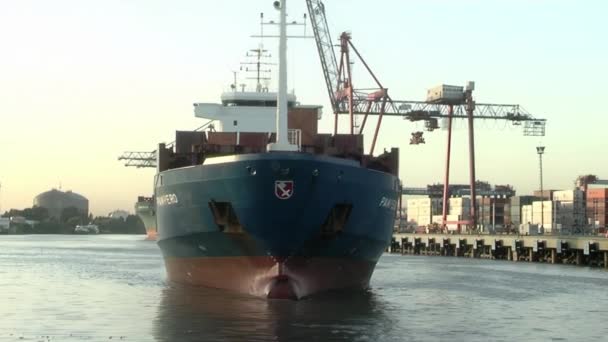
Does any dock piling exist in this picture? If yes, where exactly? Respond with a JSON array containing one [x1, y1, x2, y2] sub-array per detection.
[[391, 233, 608, 268]]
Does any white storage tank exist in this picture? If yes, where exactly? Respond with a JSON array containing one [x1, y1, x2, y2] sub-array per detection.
[[33, 189, 89, 220]]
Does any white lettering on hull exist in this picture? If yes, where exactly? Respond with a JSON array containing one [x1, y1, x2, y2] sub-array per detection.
[[379, 197, 397, 211], [157, 194, 179, 206]]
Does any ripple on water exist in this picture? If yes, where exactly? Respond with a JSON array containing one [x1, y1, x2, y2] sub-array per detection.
[[2, 236, 608, 341]]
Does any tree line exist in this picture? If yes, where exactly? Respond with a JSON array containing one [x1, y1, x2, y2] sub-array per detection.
[[1, 206, 145, 234]]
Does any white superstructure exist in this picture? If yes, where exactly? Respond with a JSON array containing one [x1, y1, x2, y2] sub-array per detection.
[[194, 92, 297, 133], [195, 0, 299, 152]]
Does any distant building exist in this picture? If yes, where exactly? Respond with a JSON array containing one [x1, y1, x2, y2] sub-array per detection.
[[33, 189, 89, 220], [108, 210, 130, 220], [588, 182, 608, 190]]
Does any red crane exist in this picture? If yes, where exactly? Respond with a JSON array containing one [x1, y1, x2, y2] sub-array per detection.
[[305, 1, 547, 232]]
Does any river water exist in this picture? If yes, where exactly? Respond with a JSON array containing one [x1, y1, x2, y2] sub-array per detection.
[[1, 235, 607, 341]]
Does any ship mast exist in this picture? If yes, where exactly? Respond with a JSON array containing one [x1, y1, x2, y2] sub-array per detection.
[[268, 0, 298, 152]]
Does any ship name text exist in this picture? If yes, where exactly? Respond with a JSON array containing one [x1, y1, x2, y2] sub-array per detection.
[[379, 196, 397, 211], [157, 194, 179, 206]]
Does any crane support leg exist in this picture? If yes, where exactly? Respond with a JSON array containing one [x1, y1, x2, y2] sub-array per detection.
[[369, 96, 387, 155], [334, 111, 339, 135], [359, 102, 373, 134], [466, 91, 478, 230], [442, 105, 454, 231]]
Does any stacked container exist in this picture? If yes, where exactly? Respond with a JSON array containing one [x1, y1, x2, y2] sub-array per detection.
[[510, 196, 538, 226], [477, 197, 492, 226], [406, 198, 443, 227], [432, 214, 461, 230], [520, 223, 540, 235], [476, 197, 509, 226], [586, 188, 608, 228], [533, 190, 555, 200], [448, 197, 471, 219], [553, 189, 585, 232], [522, 205, 534, 225], [531, 200, 576, 234], [493, 198, 508, 226]]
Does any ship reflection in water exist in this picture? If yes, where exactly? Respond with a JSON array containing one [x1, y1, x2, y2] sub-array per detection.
[[154, 285, 394, 342]]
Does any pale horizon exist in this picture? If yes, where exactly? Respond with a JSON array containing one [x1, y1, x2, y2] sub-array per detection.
[[1, 0, 607, 216]]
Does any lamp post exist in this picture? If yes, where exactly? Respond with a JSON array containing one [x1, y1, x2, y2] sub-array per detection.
[[537, 146, 545, 232]]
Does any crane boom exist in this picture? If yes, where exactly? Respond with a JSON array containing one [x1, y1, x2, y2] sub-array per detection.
[[118, 120, 215, 168], [304, 10, 548, 232], [332, 34, 547, 137], [118, 152, 156, 168], [305, 0, 341, 114]]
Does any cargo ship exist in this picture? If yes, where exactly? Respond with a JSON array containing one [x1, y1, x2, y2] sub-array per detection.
[[154, 1, 400, 299], [135, 196, 157, 240]]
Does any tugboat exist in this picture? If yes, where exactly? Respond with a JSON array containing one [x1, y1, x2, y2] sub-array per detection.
[[154, 0, 400, 299]]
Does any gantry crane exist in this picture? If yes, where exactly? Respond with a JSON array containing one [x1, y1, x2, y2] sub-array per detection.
[[305, 1, 547, 231], [118, 120, 215, 168]]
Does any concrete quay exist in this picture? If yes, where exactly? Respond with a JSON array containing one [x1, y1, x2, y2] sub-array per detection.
[[391, 233, 608, 268]]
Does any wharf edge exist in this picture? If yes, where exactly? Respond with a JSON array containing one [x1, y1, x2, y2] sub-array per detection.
[[391, 233, 608, 268]]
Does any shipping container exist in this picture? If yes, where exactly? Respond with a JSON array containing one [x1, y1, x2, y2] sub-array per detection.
[[417, 217, 431, 225], [532, 200, 553, 211], [432, 215, 460, 224], [510, 205, 521, 222], [553, 189, 584, 202], [406, 199, 421, 208], [533, 190, 556, 200], [510, 195, 538, 206], [448, 197, 471, 207], [586, 200, 607, 208], [426, 85, 464, 103], [520, 223, 540, 235], [522, 205, 533, 224], [587, 188, 608, 199], [476, 197, 492, 205]]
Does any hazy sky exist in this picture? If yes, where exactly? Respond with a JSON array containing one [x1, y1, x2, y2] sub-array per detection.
[[1, 0, 606, 216]]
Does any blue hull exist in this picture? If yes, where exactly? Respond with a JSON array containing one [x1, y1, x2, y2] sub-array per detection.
[[155, 152, 399, 298]]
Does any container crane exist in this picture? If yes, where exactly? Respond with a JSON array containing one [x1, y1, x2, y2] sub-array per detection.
[[304, 1, 547, 231], [118, 120, 215, 168]]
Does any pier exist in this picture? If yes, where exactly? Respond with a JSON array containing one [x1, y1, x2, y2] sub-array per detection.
[[390, 233, 608, 268]]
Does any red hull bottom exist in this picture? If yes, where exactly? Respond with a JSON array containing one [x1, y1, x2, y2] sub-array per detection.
[[163, 256, 376, 300]]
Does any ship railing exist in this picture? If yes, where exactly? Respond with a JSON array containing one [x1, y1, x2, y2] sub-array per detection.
[[288, 129, 302, 151]]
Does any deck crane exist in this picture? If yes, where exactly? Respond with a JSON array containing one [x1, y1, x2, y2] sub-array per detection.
[[304, 1, 547, 231]]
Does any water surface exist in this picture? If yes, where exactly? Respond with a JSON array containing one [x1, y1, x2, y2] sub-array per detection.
[[1, 235, 607, 341]]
